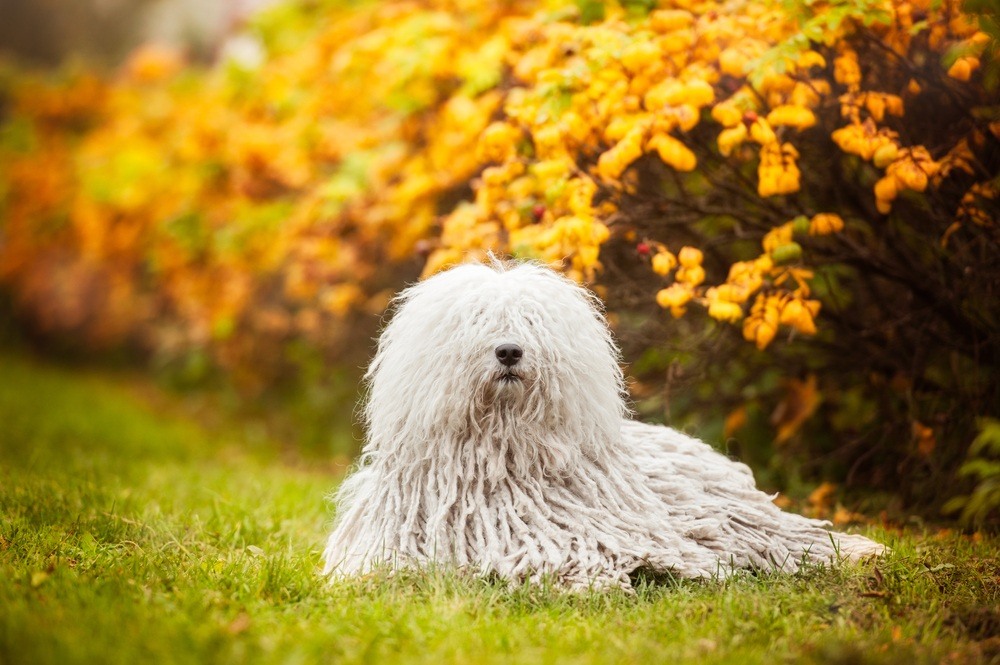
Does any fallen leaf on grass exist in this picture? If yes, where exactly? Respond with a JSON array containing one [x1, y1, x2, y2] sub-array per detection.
[[695, 638, 716, 653], [808, 481, 838, 515], [227, 613, 252, 635], [832, 505, 868, 525]]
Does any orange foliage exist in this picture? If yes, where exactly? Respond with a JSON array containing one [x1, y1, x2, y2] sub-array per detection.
[[0, 0, 996, 387]]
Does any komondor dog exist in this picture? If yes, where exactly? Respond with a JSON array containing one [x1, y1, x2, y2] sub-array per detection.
[[322, 259, 883, 590]]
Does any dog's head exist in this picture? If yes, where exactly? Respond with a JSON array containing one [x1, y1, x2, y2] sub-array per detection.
[[362, 259, 626, 470]]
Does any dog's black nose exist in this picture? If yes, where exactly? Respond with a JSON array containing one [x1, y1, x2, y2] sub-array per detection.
[[495, 343, 523, 367]]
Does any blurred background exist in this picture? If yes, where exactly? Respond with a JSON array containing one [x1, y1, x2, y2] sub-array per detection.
[[0, 0, 997, 527], [0, 0, 275, 66]]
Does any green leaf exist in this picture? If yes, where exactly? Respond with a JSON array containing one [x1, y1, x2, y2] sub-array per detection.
[[622, 0, 658, 19], [941, 496, 967, 515], [576, 0, 605, 25], [0, 116, 38, 153], [212, 316, 236, 341], [969, 418, 1000, 456]]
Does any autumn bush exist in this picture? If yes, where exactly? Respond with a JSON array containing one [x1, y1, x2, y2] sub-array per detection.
[[0, 0, 997, 522]]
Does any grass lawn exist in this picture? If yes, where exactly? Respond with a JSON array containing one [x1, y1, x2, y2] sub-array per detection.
[[1, 353, 997, 664]]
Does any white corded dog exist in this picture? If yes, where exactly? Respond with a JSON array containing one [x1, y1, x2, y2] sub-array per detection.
[[323, 259, 883, 589]]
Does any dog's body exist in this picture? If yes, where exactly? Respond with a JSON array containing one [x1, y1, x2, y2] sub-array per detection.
[[323, 260, 882, 589]]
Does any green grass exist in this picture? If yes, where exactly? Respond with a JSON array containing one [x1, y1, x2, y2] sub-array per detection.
[[1, 353, 998, 664]]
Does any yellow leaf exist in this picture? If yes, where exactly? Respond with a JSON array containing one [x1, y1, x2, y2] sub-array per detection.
[[832, 506, 867, 526], [656, 283, 692, 312], [677, 246, 703, 267], [649, 9, 694, 32], [947, 56, 979, 81], [771, 375, 821, 444], [807, 481, 838, 511], [743, 317, 777, 350], [749, 119, 777, 145], [125, 44, 184, 83], [718, 48, 749, 77], [576, 244, 600, 268], [723, 405, 748, 438], [708, 300, 743, 323], [651, 251, 676, 276], [620, 41, 661, 75], [912, 420, 936, 458], [597, 128, 645, 180], [766, 105, 816, 130], [31, 570, 50, 588], [809, 213, 844, 235], [779, 298, 817, 334], [874, 176, 898, 202], [711, 102, 743, 128], [647, 134, 697, 172], [676, 264, 705, 286], [718, 124, 748, 157], [772, 494, 794, 509], [797, 50, 826, 69]]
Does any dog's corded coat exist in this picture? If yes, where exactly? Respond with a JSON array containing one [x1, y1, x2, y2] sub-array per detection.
[[323, 261, 882, 589]]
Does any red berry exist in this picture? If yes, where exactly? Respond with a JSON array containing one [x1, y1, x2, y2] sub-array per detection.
[[742, 111, 758, 127], [532, 204, 546, 221], [636, 242, 651, 256]]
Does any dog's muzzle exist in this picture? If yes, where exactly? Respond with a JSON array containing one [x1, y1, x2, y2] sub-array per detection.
[[498, 370, 522, 384], [493, 343, 524, 385], [495, 343, 523, 367], [495, 343, 524, 384]]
